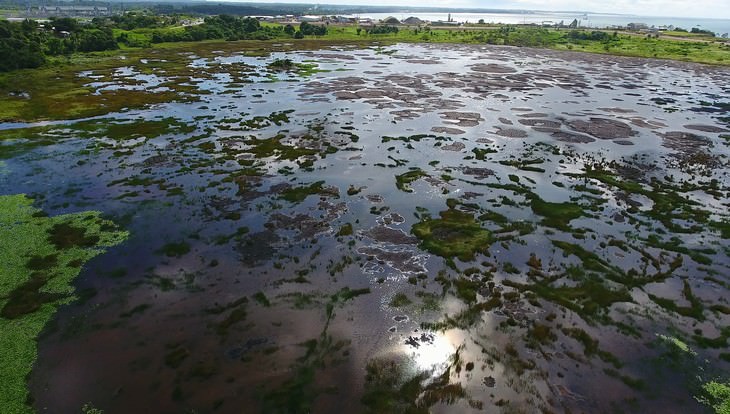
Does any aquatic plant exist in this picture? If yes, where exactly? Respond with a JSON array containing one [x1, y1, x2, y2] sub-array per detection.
[[412, 209, 492, 261], [0, 194, 127, 413]]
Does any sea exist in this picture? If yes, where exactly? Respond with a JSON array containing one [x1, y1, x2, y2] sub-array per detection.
[[343, 11, 730, 35]]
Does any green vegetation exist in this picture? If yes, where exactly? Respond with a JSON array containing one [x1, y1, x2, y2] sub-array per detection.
[[336, 223, 353, 237], [412, 209, 492, 261], [0, 194, 127, 414], [389, 293, 412, 307], [157, 241, 190, 257], [395, 169, 428, 193], [1, 16, 728, 123], [2, 12, 727, 76], [698, 381, 730, 414], [0, 18, 117, 71], [1, 15, 330, 72], [529, 196, 585, 230], [362, 352, 478, 413], [279, 181, 338, 203]]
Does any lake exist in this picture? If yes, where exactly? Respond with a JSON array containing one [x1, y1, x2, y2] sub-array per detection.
[[1, 42, 728, 413]]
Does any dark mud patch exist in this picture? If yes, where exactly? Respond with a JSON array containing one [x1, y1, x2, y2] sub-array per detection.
[[495, 127, 528, 138], [440, 112, 483, 127], [658, 131, 712, 152], [518, 118, 562, 129], [683, 124, 729, 133], [357, 246, 427, 274], [441, 142, 466, 151], [567, 117, 637, 140], [551, 131, 595, 144], [431, 126, 466, 135], [470, 63, 517, 73], [362, 225, 418, 245]]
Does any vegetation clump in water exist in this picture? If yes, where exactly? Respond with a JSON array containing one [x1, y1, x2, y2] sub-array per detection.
[[412, 209, 492, 261], [0, 194, 127, 414]]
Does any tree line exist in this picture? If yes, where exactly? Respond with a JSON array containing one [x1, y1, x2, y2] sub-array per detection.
[[0, 14, 330, 72], [0, 18, 117, 72]]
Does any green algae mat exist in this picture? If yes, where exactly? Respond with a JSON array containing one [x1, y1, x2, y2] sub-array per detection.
[[0, 194, 127, 414]]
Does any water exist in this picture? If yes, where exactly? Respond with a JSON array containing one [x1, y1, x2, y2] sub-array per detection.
[[1, 42, 728, 413], [345, 11, 730, 35]]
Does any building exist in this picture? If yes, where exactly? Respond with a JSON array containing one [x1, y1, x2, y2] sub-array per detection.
[[381, 16, 400, 25], [299, 15, 322, 23], [627, 22, 649, 30], [33, 5, 110, 17], [402, 16, 424, 26]]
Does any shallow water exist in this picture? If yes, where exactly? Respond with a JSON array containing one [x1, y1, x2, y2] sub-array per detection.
[[1, 43, 729, 413]]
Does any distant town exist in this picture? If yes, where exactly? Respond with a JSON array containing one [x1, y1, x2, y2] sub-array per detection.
[[7, 4, 726, 38]]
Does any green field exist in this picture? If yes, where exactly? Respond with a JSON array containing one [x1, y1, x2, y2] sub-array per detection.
[[109, 23, 730, 65]]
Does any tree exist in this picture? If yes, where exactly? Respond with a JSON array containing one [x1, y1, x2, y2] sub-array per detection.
[[284, 24, 295, 36], [74, 28, 118, 52], [299, 21, 327, 36], [50, 17, 79, 32], [300, 21, 312, 35]]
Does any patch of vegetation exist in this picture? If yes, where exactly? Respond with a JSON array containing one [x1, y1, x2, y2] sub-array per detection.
[[697, 381, 730, 414], [529, 196, 585, 230], [279, 181, 338, 203], [157, 241, 190, 258], [389, 293, 412, 307], [412, 209, 492, 261], [253, 291, 271, 307], [336, 223, 353, 237], [0, 194, 127, 414], [395, 169, 428, 193], [361, 352, 479, 413]]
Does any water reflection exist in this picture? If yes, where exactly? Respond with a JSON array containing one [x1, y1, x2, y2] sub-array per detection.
[[405, 331, 457, 372]]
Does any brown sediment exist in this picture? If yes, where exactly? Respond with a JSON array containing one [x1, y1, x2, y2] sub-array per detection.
[[551, 131, 596, 143], [628, 117, 666, 129], [518, 119, 562, 129], [658, 131, 712, 151], [357, 246, 426, 273], [495, 127, 528, 138], [362, 225, 418, 245], [461, 167, 495, 179], [441, 142, 466, 151], [470, 63, 517, 73], [439, 112, 483, 127], [567, 117, 637, 140], [268, 213, 330, 240], [431, 126, 466, 135], [683, 124, 729, 133]]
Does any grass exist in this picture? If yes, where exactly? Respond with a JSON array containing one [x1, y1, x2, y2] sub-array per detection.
[[1, 26, 727, 124], [0, 194, 128, 414], [699, 381, 730, 414], [321, 25, 730, 65], [411, 209, 492, 261], [529, 196, 585, 231], [395, 169, 428, 193], [279, 181, 338, 203]]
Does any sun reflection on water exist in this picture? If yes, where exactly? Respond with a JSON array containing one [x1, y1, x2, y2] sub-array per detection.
[[404, 331, 456, 372]]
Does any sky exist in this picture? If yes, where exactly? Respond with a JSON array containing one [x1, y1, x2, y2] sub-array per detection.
[[236, 0, 730, 19]]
